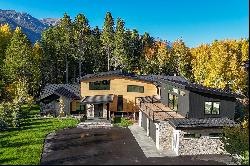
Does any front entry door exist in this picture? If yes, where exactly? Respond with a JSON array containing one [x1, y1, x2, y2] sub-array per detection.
[[94, 104, 103, 117]]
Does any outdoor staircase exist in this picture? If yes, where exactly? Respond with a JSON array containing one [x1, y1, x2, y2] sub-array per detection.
[[77, 119, 112, 129]]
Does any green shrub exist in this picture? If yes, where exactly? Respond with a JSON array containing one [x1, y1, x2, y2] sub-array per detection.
[[0, 102, 20, 129], [240, 150, 249, 165], [113, 117, 133, 127], [222, 123, 249, 165]]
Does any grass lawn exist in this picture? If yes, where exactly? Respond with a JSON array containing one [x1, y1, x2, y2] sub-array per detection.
[[0, 104, 79, 165]]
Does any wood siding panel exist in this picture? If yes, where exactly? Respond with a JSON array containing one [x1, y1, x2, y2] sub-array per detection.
[[71, 100, 78, 112], [81, 76, 158, 113]]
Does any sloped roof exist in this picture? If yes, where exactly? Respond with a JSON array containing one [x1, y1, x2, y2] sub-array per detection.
[[54, 87, 81, 100], [80, 70, 244, 99], [81, 70, 160, 85], [168, 118, 236, 129], [40, 84, 80, 100]]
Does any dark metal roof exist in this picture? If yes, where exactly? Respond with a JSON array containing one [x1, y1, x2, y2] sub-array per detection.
[[54, 87, 81, 100], [81, 70, 123, 80], [168, 118, 236, 129], [139, 75, 190, 84], [81, 70, 160, 85], [81, 94, 114, 104], [80, 70, 244, 99], [40, 84, 80, 100]]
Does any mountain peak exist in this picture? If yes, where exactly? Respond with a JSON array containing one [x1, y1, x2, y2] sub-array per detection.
[[0, 9, 54, 44]]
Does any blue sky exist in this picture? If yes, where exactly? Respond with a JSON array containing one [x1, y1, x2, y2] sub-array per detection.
[[0, 0, 249, 47]]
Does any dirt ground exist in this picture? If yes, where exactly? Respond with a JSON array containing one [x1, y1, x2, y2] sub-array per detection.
[[40, 127, 232, 165]]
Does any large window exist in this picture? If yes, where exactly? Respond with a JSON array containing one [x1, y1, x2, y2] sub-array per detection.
[[166, 84, 180, 95], [127, 85, 144, 93], [89, 80, 110, 90], [205, 101, 220, 115], [76, 102, 85, 112], [168, 93, 178, 111]]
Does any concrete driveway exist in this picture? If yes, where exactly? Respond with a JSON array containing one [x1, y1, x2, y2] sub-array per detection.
[[40, 127, 232, 165]]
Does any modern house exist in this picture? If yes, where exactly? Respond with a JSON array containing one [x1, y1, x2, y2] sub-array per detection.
[[80, 71, 159, 120], [39, 70, 244, 156]]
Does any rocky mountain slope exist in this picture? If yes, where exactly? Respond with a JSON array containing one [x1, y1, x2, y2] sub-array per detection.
[[0, 9, 59, 43]]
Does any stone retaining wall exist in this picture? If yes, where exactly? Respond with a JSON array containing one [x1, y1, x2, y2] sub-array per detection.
[[158, 121, 174, 151], [178, 129, 228, 155]]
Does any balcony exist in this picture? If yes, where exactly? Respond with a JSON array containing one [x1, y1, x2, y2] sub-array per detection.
[[136, 96, 184, 122]]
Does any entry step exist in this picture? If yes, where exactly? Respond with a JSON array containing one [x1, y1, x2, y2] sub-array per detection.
[[77, 121, 113, 129]]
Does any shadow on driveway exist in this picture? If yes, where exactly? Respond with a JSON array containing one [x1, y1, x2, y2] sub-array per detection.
[[40, 127, 229, 165]]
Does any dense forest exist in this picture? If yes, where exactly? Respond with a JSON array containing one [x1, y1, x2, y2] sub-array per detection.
[[0, 12, 248, 102]]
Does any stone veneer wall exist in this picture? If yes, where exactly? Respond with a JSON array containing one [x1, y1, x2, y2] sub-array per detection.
[[158, 121, 174, 151], [178, 129, 228, 155]]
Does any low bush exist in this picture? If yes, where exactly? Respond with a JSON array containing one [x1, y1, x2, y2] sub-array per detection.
[[113, 117, 133, 127], [0, 102, 21, 130]]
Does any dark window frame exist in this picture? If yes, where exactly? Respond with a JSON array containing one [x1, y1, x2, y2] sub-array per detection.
[[89, 80, 110, 90], [204, 101, 220, 115], [117, 95, 123, 112], [209, 133, 224, 138], [168, 93, 178, 111], [127, 85, 144, 93], [76, 102, 85, 112], [183, 133, 201, 139]]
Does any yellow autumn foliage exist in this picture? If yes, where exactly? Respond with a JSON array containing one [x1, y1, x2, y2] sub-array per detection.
[[191, 39, 249, 95]]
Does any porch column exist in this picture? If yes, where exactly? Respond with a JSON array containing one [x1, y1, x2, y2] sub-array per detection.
[[155, 123, 160, 149], [139, 111, 142, 127], [107, 103, 110, 120], [86, 104, 94, 118], [146, 117, 149, 136]]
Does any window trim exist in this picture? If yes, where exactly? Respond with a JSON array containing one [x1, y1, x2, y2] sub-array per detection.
[[183, 133, 201, 139], [209, 133, 224, 139], [204, 101, 220, 115], [89, 80, 110, 90], [127, 85, 144, 93]]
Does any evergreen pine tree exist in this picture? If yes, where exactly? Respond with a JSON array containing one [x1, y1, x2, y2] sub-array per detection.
[[100, 12, 115, 71]]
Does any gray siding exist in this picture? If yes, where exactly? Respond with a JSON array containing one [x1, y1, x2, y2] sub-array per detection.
[[149, 119, 156, 142], [159, 82, 236, 119], [142, 112, 147, 131], [189, 91, 236, 119], [160, 82, 190, 118]]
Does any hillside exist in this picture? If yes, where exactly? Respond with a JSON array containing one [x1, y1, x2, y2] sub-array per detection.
[[0, 9, 59, 43]]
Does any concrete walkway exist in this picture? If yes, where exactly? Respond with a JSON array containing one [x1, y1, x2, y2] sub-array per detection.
[[128, 124, 177, 158]]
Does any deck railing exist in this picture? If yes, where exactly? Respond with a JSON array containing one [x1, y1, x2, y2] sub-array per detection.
[[136, 96, 177, 122]]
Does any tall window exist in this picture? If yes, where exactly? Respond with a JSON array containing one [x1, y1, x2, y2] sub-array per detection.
[[127, 85, 144, 93], [168, 93, 178, 111], [117, 95, 123, 112], [89, 80, 110, 90], [205, 101, 220, 115], [157, 87, 160, 95]]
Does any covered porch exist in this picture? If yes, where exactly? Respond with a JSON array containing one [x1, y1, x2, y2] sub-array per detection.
[[81, 94, 114, 120]]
